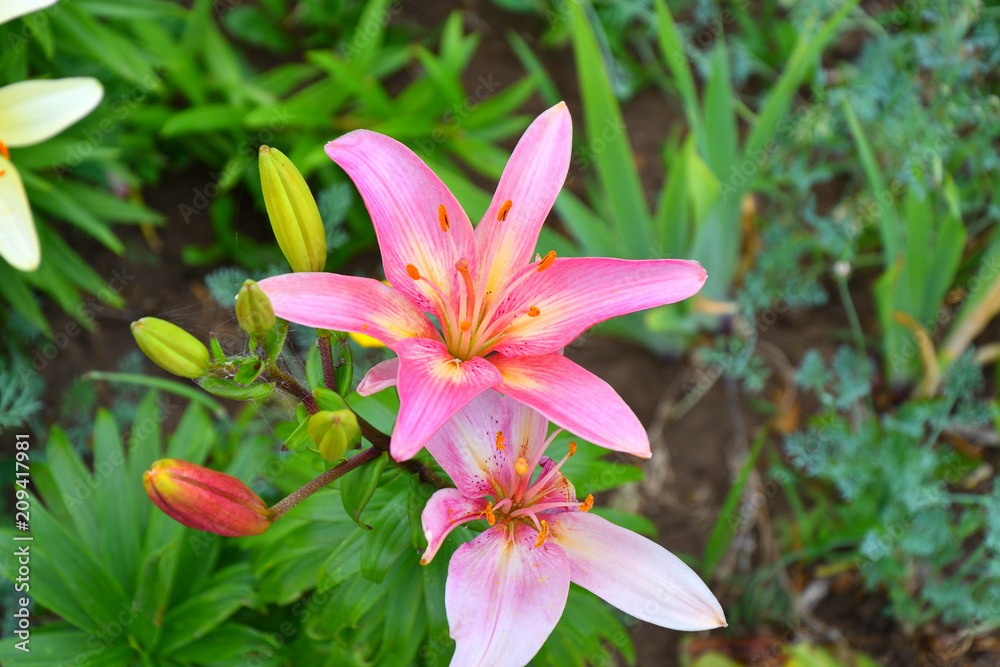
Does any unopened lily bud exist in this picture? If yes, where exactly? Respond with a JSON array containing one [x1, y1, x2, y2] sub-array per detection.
[[143, 459, 271, 536], [131, 317, 211, 379], [235, 279, 275, 335], [308, 409, 360, 461], [259, 145, 326, 273]]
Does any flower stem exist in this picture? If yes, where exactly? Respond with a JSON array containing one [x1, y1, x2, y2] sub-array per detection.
[[354, 412, 452, 490], [267, 447, 382, 522], [317, 333, 337, 391], [263, 360, 451, 493], [264, 364, 319, 414]]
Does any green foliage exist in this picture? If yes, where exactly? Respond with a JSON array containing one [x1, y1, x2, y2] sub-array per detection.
[[510, 0, 858, 354], [780, 350, 1000, 631], [0, 391, 278, 665]]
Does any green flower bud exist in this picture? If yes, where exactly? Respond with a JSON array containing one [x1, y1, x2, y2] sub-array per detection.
[[259, 145, 327, 273], [308, 409, 360, 462], [131, 317, 211, 379], [235, 279, 276, 335]]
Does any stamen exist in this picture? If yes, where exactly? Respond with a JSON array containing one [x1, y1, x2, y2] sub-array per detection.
[[496, 431, 506, 451], [485, 502, 496, 526], [536, 250, 556, 272], [527, 306, 540, 317], [0, 140, 8, 161], [438, 204, 450, 231], [460, 320, 471, 332], [497, 199, 512, 222], [534, 519, 549, 548], [515, 458, 529, 476], [522, 442, 576, 503], [406, 264, 420, 280], [579, 494, 594, 512]]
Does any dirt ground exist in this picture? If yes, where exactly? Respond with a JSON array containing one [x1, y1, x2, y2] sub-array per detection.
[[27, 2, 999, 666]]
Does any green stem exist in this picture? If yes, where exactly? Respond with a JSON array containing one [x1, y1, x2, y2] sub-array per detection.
[[267, 447, 382, 521]]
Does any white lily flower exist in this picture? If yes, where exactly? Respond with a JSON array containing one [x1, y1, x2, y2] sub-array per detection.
[[0, 77, 103, 271], [0, 0, 58, 25]]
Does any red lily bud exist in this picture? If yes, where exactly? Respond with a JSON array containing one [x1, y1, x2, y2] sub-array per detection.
[[143, 459, 271, 536]]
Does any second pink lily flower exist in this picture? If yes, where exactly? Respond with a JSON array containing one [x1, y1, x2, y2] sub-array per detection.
[[259, 102, 707, 461]]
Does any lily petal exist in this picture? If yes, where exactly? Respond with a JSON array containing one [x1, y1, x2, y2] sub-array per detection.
[[420, 488, 489, 565], [475, 102, 572, 301], [0, 78, 104, 147], [0, 0, 57, 25], [447, 523, 570, 667], [258, 273, 437, 348], [549, 511, 727, 631], [0, 156, 39, 272], [423, 389, 549, 499], [391, 338, 502, 461], [325, 130, 475, 318], [493, 352, 650, 458], [356, 358, 399, 396], [490, 258, 707, 358]]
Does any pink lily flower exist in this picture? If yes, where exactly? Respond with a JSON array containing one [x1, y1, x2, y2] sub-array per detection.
[[258, 102, 707, 461], [420, 390, 726, 667]]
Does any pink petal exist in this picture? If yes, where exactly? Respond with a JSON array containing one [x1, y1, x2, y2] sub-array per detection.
[[420, 488, 489, 565], [489, 258, 707, 357], [325, 131, 475, 319], [258, 273, 437, 348], [549, 511, 727, 631], [493, 352, 650, 458], [475, 102, 572, 302], [356, 358, 399, 396], [446, 523, 570, 667], [423, 389, 549, 500], [391, 338, 502, 461]]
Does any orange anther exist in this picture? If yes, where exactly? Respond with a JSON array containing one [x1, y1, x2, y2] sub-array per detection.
[[438, 204, 450, 231], [534, 519, 549, 548], [406, 264, 421, 280], [460, 320, 471, 332], [496, 431, 506, 451], [515, 457, 529, 476], [0, 140, 8, 161], [536, 250, 556, 272], [568, 441, 577, 456], [497, 199, 512, 222], [485, 502, 496, 526], [527, 306, 540, 317], [579, 493, 594, 512]]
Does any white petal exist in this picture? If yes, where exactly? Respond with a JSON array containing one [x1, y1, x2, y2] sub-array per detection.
[[549, 511, 727, 631], [0, 156, 39, 271], [0, 77, 104, 147], [0, 0, 58, 25], [446, 523, 570, 667]]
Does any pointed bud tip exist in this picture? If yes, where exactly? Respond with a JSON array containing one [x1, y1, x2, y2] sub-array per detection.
[[143, 459, 271, 537]]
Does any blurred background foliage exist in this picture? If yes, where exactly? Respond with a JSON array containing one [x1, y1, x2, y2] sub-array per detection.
[[2, 0, 1000, 665]]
